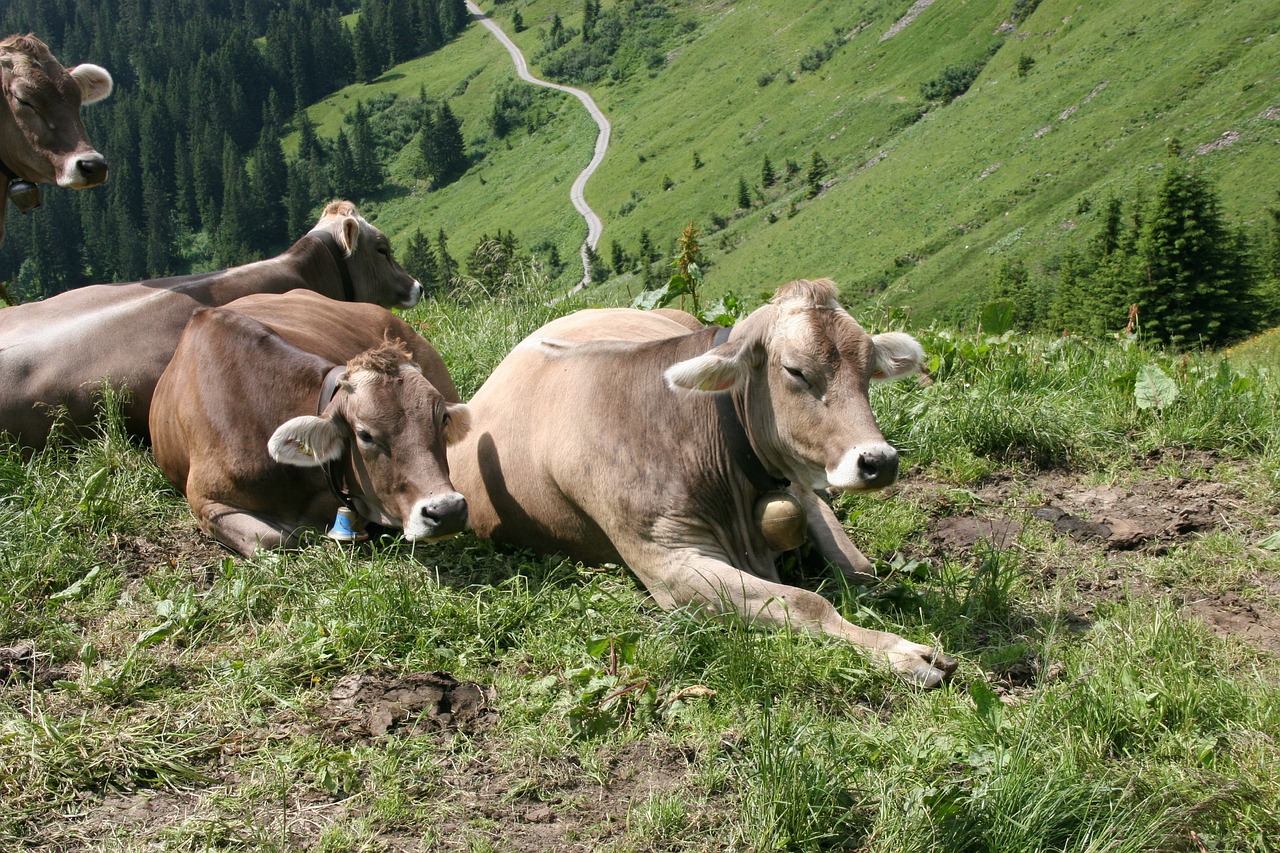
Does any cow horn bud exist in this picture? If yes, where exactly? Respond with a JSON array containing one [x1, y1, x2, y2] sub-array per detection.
[[754, 491, 807, 552]]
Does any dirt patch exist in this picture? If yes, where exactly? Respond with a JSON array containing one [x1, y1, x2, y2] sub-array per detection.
[[427, 736, 699, 852], [909, 450, 1280, 656], [312, 671, 498, 741], [1181, 590, 1280, 654], [97, 527, 226, 581]]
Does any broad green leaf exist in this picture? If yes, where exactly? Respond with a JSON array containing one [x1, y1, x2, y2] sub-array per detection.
[[1134, 364, 1179, 410]]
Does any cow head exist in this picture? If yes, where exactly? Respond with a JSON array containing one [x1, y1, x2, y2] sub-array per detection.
[[309, 200, 424, 308], [267, 340, 471, 541], [665, 279, 924, 493], [0, 35, 110, 191]]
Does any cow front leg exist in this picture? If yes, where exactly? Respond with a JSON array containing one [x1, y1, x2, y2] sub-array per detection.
[[195, 501, 305, 557], [793, 487, 879, 584], [625, 544, 957, 688]]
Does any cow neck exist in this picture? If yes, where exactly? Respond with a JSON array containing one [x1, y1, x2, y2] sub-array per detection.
[[317, 365, 358, 514], [311, 229, 356, 302], [711, 325, 790, 493]]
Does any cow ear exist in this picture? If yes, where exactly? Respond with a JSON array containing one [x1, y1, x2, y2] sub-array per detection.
[[268, 416, 346, 467], [443, 403, 472, 445], [870, 332, 925, 381], [337, 215, 361, 257], [69, 64, 113, 104], [665, 345, 750, 393]]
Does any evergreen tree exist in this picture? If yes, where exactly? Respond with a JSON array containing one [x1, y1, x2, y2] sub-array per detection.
[[638, 228, 654, 265], [402, 227, 440, 296], [806, 150, 827, 198], [215, 136, 254, 267], [349, 101, 385, 190], [609, 239, 627, 274], [285, 156, 315, 241], [353, 12, 380, 84], [423, 102, 467, 186], [1133, 164, 1247, 347], [736, 175, 751, 210], [582, 0, 600, 43], [435, 228, 458, 287], [329, 129, 359, 199], [761, 154, 776, 187], [250, 118, 289, 250]]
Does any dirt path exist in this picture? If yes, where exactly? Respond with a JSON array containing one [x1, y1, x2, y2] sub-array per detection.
[[466, 1, 610, 292]]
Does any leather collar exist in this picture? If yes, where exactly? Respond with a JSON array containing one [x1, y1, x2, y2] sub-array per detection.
[[317, 365, 357, 513], [312, 229, 356, 302], [711, 325, 790, 492]]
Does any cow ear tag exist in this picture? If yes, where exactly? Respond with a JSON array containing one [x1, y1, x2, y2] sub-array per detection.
[[754, 491, 807, 552], [8, 180, 41, 213]]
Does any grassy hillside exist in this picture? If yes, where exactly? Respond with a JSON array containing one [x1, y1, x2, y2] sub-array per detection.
[[297, 0, 1280, 323]]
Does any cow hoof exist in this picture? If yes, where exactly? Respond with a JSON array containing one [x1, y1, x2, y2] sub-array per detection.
[[889, 647, 958, 689]]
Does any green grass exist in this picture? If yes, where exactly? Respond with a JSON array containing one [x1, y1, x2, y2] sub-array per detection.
[[292, 0, 1280, 327], [3, 276, 1279, 848]]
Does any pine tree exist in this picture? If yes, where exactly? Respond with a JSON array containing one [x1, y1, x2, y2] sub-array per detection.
[[353, 12, 380, 83], [329, 129, 358, 199], [609, 239, 626, 274], [435, 228, 458, 287], [806, 150, 827, 198], [215, 136, 254, 267], [250, 118, 288, 250], [736, 175, 751, 210], [761, 154, 776, 187], [349, 101, 385, 189], [402, 227, 440, 296], [425, 102, 467, 186], [1133, 165, 1247, 347], [582, 0, 600, 43]]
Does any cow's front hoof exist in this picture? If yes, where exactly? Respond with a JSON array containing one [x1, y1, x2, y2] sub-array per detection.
[[888, 646, 958, 688]]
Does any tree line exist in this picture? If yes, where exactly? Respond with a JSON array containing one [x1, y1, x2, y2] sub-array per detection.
[[986, 158, 1280, 348], [0, 0, 467, 301]]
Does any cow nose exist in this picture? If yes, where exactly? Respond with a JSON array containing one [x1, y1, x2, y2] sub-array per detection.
[[419, 491, 468, 534], [827, 442, 900, 491], [75, 155, 108, 186], [857, 446, 899, 488]]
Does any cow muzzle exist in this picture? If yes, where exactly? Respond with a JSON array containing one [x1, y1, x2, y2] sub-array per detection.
[[60, 153, 108, 188], [405, 491, 469, 541], [826, 442, 900, 491]]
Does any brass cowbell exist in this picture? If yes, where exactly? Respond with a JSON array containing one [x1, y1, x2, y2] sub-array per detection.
[[753, 490, 807, 552]]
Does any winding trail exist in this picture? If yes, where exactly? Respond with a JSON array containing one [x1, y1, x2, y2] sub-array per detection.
[[466, 1, 610, 292]]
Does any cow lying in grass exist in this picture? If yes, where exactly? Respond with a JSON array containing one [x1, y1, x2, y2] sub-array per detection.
[[449, 279, 956, 687], [0, 201, 421, 450], [150, 292, 468, 556]]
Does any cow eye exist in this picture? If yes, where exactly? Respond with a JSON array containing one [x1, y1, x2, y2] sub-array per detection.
[[783, 365, 810, 387], [355, 428, 375, 445], [441, 412, 451, 428]]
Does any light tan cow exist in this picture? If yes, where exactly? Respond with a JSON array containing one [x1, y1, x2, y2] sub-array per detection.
[[449, 279, 956, 687], [0, 201, 422, 449], [151, 295, 469, 556], [0, 34, 112, 244]]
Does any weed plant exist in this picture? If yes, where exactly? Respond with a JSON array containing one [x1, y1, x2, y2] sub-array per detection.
[[1, 285, 1278, 849]]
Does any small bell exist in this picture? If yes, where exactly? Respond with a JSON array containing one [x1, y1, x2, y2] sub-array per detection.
[[8, 180, 41, 213], [754, 490, 808, 552], [327, 506, 369, 542]]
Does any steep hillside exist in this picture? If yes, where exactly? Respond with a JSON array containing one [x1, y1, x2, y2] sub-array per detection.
[[304, 0, 1280, 321]]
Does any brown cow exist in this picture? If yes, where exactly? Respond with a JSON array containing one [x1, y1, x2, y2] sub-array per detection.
[[151, 296, 469, 557], [449, 279, 957, 687], [0, 201, 422, 449], [0, 34, 112, 244]]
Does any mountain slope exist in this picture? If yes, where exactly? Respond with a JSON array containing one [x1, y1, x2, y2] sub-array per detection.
[[307, 0, 1280, 321]]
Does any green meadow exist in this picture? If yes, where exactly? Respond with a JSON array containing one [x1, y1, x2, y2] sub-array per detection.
[[3, 276, 1278, 849]]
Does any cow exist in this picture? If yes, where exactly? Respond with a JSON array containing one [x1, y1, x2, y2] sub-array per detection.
[[0, 34, 112, 245], [0, 200, 423, 450], [448, 279, 957, 687], [150, 293, 469, 557]]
